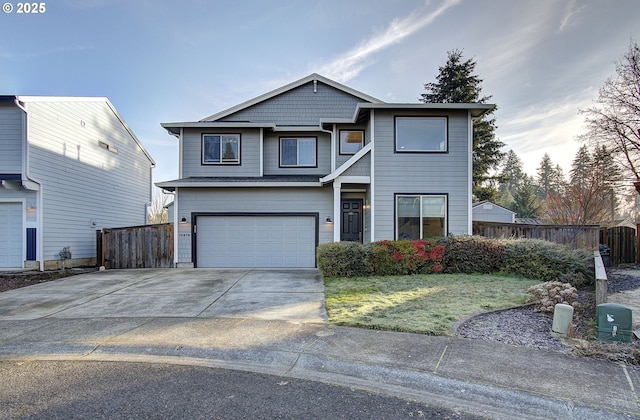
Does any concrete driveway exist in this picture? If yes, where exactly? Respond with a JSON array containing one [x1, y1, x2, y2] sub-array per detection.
[[0, 268, 327, 323]]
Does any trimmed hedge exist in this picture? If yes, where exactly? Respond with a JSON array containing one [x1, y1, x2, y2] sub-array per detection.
[[317, 236, 595, 287]]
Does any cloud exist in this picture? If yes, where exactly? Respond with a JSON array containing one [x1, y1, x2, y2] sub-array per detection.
[[558, 0, 586, 32], [316, 0, 461, 83]]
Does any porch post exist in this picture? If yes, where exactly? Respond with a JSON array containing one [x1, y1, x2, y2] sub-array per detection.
[[333, 181, 341, 242]]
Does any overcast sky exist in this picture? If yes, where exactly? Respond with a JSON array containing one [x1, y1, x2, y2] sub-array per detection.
[[2, 0, 639, 184]]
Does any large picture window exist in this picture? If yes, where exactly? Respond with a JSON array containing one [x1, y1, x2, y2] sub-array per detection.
[[395, 117, 447, 152], [339, 130, 364, 155], [280, 137, 317, 167], [202, 134, 240, 164], [396, 195, 447, 239]]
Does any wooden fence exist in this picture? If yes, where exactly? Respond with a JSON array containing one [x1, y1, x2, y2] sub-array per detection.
[[97, 223, 174, 269], [599, 226, 637, 265], [472, 221, 600, 250]]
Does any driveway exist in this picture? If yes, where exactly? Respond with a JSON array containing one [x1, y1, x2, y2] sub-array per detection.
[[0, 268, 327, 323]]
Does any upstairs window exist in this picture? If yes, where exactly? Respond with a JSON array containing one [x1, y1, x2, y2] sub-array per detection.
[[202, 134, 240, 164], [396, 194, 447, 239], [395, 117, 447, 152], [339, 130, 364, 155], [280, 137, 317, 167]]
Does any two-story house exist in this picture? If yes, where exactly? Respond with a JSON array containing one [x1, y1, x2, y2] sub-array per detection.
[[0, 96, 155, 270], [157, 74, 493, 268]]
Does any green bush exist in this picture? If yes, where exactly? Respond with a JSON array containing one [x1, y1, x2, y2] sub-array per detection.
[[441, 235, 505, 274], [367, 240, 444, 276], [317, 241, 370, 277], [501, 239, 594, 286]]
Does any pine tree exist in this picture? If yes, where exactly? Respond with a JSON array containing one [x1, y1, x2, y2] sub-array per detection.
[[512, 178, 543, 218], [498, 149, 526, 194], [421, 49, 505, 200], [535, 153, 565, 199]]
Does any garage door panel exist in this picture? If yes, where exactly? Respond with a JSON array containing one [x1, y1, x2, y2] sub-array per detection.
[[196, 215, 316, 268], [0, 203, 23, 268]]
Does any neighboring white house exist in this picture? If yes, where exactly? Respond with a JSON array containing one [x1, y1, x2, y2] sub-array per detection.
[[0, 96, 155, 270], [472, 201, 516, 223], [157, 74, 494, 268]]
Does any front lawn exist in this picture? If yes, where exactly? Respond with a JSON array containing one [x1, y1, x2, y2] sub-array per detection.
[[324, 274, 540, 335]]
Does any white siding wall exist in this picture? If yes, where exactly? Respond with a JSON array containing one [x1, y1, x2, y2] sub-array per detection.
[[0, 104, 24, 174], [26, 100, 153, 262], [181, 128, 261, 177], [373, 109, 471, 239], [176, 187, 334, 263]]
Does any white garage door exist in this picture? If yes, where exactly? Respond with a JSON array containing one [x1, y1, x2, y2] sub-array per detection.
[[196, 215, 316, 268], [0, 203, 23, 268]]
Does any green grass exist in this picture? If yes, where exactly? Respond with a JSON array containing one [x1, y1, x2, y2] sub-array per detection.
[[324, 273, 540, 336]]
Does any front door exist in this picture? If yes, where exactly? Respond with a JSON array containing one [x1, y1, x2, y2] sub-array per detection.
[[341, 199, 362, 242]]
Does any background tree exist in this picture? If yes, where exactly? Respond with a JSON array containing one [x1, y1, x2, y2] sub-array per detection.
[[580, 40, 640, 182], [147, 189, 171, 224], [421, 49, 505, 200], [496, 149, 526, 208], [535, 153, 565, 200], [511, 178, 543, 218]]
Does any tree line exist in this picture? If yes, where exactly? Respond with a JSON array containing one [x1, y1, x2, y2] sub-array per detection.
[[422, 41, 640, 226]]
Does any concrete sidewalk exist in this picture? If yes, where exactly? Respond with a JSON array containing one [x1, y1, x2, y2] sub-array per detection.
[[0, 269, 639, 419]]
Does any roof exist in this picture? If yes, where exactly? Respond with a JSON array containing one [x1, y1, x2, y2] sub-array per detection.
[[156, 175, 323, 191], [356, 102, 495, 119]]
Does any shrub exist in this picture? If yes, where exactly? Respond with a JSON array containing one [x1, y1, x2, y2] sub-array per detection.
[[317, 242, 370, 277], [441, 235, 505, 274], [527, 281, 579, 313], [367, 240, 444, 276], [501, 239, 594, 286]]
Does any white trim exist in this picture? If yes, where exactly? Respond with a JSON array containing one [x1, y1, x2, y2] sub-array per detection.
[[179, 128, 184, 178], [467, 111, 473, 234], [320, 142, 372, 183], [156, 181, 322, 189], [173, 187, 179, 267], [333, 184, 340, 242], [370, 110, 375, 241], [259, 128, 264, 177], [356, 102, 495, 118], [201, 133, 241, 165]]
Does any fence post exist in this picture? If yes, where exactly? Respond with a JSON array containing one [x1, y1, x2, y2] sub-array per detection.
[[594, 250, 608, 305]]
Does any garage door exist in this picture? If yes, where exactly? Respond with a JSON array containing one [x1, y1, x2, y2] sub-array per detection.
[[0, 203, 23, 268], [196, 215, 316, 268]]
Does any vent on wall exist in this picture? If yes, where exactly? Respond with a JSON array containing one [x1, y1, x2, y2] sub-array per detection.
[[98, 140, 118, 154]]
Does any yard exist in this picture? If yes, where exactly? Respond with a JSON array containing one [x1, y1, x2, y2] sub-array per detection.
[[324, 273, 541, 336]]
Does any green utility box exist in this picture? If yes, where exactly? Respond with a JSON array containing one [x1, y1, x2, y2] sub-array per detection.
[[596, 303, 633, 343]]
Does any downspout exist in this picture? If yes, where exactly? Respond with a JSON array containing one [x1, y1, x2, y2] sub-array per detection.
[[15, 98, 44, 271]]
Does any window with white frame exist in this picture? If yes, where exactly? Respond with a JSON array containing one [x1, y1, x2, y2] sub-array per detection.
[[396, 194, 447, 239], [339, 130, 364, 155], [202, 134, 240, 164], [395, 117, 447, 152], [280, 137, 317, 167]]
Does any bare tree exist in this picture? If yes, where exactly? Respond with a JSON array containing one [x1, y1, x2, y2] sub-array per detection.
[[147, 189, 171, 224], [580, 40, 640, 183]]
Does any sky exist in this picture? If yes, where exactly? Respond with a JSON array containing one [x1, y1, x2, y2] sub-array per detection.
[[2, 0, 639, 186]]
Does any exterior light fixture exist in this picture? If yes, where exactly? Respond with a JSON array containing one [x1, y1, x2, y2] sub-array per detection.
[[180, 217, 187, 224], [325, 217, 333, 224]]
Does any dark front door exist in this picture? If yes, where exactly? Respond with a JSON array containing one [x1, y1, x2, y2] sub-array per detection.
[[341, 199, 362, 242]]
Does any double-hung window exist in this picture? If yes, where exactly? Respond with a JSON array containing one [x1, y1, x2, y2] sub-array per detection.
[[202, 134, 240, 164], [396, 194, 447, 239], [395, 117, 447, 152], [280, 137, 317, 167]]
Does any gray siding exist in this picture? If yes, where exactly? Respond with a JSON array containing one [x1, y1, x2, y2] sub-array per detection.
[[26, 100, 153, 262], [473, 204, 515, 223], [182, 128, 261, 177], [263, 131, 331, 176], [373, 109, 471, 239], [0, 104, 24, 175], [176, 187, 334, 263], [341, 153, 370, 177], [217, 82, 362, 125]]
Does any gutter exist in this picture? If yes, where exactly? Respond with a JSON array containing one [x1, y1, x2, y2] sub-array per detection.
[[14, 98, 44, 271]]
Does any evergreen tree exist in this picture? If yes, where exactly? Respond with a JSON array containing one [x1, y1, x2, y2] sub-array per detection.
[[512, 178, 543, 218], [421, 49, 505, 200], [498, 149, 526, 194], [535, 153, 565, 199]]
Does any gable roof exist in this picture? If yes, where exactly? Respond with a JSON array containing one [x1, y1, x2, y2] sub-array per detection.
[[200, 73, 384, 123], [472, 201, 516, 215]]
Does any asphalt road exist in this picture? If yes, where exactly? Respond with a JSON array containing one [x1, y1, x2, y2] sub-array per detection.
[[1, 360, 483, 419]]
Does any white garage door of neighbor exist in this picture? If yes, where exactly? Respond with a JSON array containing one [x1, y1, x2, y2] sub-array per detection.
[[0, 202, 23, 268], [196, 215, 316, 268]]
